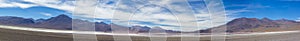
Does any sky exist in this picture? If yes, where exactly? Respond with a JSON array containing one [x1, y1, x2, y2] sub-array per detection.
[[0, 0, 300, 31]]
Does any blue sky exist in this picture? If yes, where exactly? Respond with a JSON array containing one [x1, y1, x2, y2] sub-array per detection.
[[0, 6, 70, 19], [0, 0, 300, 31], [223, 0, 300, 20]]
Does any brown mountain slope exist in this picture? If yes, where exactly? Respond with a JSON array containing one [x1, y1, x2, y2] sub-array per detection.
[[206, 17, 300, 33]]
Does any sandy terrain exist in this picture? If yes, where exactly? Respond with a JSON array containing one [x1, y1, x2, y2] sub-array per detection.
[[1, 25, 299, 41]]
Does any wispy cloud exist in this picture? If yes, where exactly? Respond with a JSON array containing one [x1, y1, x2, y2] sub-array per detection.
[[0, 0, 37, 9], [40, 12, 53, 17], [223, 3, 271, 20], [0, 0, 234, 31], [225, 3, 271, 14], [296, 18, 300, 22]]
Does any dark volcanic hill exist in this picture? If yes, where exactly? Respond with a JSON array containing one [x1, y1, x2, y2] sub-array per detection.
[[35, 14, 73, 30], [0, 15, 113, 32], [0, 16, 35, 26], [205, 17, 300, 33]]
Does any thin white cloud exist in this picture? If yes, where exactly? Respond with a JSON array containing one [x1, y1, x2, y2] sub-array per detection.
[[0, 0, 37, 9], [40, 12, 53, 17], [0, 0, 240, 31], [22, 0, 75, 12], [296, 18, 300, 22], [225, 4, 270, 15]]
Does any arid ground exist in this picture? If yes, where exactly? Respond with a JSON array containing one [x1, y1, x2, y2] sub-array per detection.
[[1, 25, 300, 41]]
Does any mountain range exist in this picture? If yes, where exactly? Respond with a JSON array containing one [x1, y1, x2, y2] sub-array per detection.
[[0, 14, 180, 33], [203, 17, 300, 33], [1, 14, 300, 33]]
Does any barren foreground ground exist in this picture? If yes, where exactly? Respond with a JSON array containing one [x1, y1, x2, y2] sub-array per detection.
[[1, 26, 300, 41]]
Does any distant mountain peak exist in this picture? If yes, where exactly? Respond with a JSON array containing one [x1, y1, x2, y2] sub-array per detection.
[[227, 17, 259, 25], [96, 22, 108, 25], [208, 17, 300, 33], [55, 14, 71, 19], [262, 17, 271, 21], [277, 18, 290, 21], [151, 27, 164, 30], [0, 16, 27, 19], [46, 14, 72, 21], [237, 17, 259, 20], [0, 16, 35, 25]]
